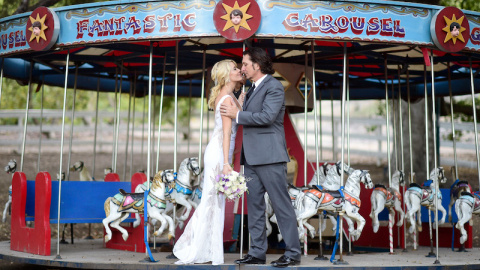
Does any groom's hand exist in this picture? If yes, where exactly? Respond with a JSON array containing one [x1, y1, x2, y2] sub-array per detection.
[[220, 99, 238, 119]]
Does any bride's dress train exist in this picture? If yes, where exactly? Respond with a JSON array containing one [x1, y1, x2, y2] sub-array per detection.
[[173, 95, 237, 265]]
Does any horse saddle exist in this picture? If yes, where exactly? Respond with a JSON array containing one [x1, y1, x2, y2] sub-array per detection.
[[288, 183, 310, 191], [409, 183, 421, 188], [115, 189, 144, 212], [327, 190, 344, 199], [461, 191, 473, 198]]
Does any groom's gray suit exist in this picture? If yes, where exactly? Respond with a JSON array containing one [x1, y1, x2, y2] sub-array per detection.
[[238, 74, 301, 261]]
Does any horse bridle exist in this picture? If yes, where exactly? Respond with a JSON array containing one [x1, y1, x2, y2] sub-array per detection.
[[321, 162, 329, 176], [438, 168, 445, 181], [188, 158, 200, 175], [360, 170, 370, 184], [5, 160, 17, 174], [74, 161, 84, 171], [161, 169, 174, 183]]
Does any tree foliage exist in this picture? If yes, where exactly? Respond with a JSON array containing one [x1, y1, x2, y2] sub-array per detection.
[[439, 0, 480, 11]]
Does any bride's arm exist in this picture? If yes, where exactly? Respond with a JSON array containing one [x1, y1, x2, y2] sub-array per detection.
[[221, 115, 233, 175], [221, 101, 233, 175]]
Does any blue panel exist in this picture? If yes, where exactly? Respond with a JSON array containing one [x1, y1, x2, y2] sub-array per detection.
[[25, 180, 136, 223], [377, 207, 389, 221]]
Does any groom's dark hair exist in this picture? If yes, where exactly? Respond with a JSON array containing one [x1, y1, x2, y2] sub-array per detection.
[[243, 47, 275, 75]]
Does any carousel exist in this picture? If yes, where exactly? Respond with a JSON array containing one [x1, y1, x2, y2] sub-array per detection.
[[0, 0, 480, 269]]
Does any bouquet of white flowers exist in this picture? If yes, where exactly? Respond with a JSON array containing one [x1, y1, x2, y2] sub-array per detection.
[[214, 170, 248, 201]]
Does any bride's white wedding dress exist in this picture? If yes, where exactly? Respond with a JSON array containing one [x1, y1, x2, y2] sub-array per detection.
[[173, 95, 238, 265]]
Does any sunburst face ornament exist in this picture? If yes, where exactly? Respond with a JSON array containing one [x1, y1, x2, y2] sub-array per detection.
[[442, 14, 466, 44], [220, 1, 253, 33], [26, 7, 60, 51], [213, 0, 261, 41], [430, 7, 470, 53], [29, 14, 48, 43]]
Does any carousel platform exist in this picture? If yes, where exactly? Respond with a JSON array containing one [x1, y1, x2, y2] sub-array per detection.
[[0, 239, 479, 269]]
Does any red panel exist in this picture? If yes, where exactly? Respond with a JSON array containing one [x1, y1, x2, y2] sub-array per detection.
[[10, 172, 52, 256], [349, 186, 406, 249], [104, 172, 146, 253], [104, 173, 120, 182], [418, 222, 472, 249]]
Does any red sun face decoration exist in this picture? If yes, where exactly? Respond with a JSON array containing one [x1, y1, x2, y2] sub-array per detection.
[[26, 7, 60, 51], [213, 0, 261, 41], [430, 7, 470, 53]]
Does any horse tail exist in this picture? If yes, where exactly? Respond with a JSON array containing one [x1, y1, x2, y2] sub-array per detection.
[[104, 197, 111, 217], [404, 190, 411, 211], [454, 199, 462, 221], [295, 192, 306, 213]]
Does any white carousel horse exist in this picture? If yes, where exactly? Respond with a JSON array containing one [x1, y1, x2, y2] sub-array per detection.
[[369, 170, 405, 233], [265, 184, 309, 239], [103, 169, 175, 242], [164, 157, 201, 222], [404, 167, 448, 234], [266, 161, 354, 240], [2, 159, 16, 222], [133, 169, 204, 230], [56, 172, 65, 180], [70, 161, 93, 181], [296, 169, 373, 241], [454, 191, 480, 244], [307, 162, 332, 187], [448, 179, 471, 223], [173, 173, 204, 229]]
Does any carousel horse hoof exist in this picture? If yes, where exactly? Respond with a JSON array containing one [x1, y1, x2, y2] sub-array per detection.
[[122, 234, 129, 241], [168, 233, 174, 241]]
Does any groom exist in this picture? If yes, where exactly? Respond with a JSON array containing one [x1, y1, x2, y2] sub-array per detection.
[[220, 47, 301, 267]]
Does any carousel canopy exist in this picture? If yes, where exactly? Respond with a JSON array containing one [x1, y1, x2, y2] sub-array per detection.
[[0, 0, 479, 101]]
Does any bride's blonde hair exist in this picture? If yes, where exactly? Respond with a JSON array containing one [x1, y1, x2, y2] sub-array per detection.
[[208, 59, 236, 110]]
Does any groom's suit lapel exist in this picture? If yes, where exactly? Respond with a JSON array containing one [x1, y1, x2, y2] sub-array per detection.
[[245, 75, 271, 109]]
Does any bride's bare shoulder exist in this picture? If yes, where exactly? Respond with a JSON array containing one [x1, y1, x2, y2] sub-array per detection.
[[215, 94, 232, 108]]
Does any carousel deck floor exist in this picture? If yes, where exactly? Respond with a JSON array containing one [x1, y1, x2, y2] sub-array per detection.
[[0, 239, 479, 270]]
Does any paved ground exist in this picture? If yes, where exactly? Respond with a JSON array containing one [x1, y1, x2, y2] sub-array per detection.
[[0, 239, 479, 270]]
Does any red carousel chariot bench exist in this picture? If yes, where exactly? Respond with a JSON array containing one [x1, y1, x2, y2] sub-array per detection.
[[10, 171, 146, 256]]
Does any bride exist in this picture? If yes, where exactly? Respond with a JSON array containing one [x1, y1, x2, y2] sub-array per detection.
[[173, 59, 245, 265]]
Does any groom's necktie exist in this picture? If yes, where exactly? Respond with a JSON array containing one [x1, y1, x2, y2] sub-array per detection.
[[245, 84, 255, 102]]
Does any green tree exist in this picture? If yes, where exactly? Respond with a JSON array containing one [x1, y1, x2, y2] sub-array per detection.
[[439, 0, 480, 11]]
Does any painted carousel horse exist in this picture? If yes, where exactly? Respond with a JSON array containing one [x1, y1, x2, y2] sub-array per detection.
[[265, 183, 310, 239], [308, 161, 354, 190], [404, 167, 447, 234], [103, 169, 175, 242], [164, 157, 200, 222], [448, 179, 472, 223], [266, 161, 347, 239], [137, 169, 204, 230], [267, 161, 355, 240], [132, 169, 175, 229], [454, 191, 480, 244], [3, 159, 16, 222], [369, 170, 405, 233], [307, 162, 332, 187], [57, 172, 65, 180], [70, 161, 93, 181], [296, 169, 373, 241]]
